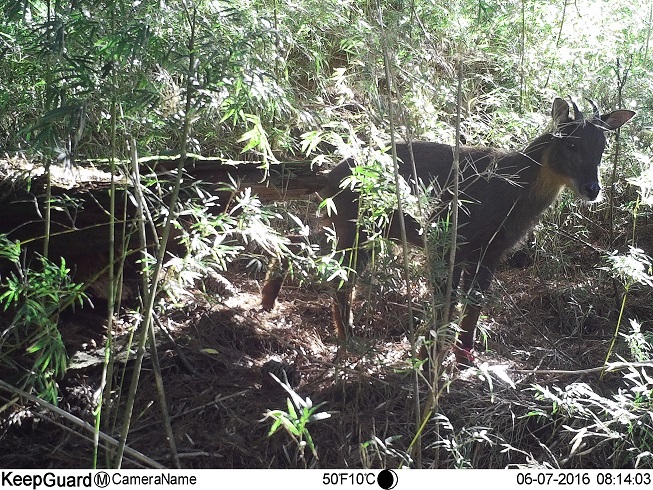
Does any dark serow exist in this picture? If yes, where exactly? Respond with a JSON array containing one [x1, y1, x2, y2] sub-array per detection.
[[261, 98, 635, 365]]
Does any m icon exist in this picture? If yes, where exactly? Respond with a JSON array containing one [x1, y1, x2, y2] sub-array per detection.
[[94, 471, 111, 488]]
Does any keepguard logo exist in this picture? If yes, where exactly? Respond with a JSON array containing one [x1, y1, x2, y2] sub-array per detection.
[[1, 472, 92, 488]]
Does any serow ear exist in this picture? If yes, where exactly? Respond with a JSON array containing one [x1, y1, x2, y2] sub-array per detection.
[[551, 97, 570, 127], [600, 110, 636, 131]]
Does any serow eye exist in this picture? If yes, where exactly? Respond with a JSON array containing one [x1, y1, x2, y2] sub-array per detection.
[[567, 141, 577, 150]]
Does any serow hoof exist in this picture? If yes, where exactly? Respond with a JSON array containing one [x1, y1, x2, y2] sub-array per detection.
[[453, 346, 476, 367]]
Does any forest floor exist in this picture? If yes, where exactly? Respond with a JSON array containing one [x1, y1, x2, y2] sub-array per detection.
[[1, 239, 644, 469]]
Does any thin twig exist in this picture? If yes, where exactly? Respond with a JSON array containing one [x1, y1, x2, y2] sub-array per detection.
[[155, 316, 199, 376], [131, 390, 250, 433], [510, 360, 653, 376]]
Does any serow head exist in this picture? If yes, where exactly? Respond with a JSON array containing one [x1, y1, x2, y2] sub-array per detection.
[[548, 97, 635, 202]]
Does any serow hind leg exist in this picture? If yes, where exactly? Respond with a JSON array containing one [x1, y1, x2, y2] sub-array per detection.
[[332, 288, 353, 341]]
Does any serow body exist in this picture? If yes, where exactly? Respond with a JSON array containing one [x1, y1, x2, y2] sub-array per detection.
[[261, 98, 635, 365]]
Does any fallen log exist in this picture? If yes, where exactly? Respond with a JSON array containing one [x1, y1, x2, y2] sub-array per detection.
[[0, 154, 326, 302]]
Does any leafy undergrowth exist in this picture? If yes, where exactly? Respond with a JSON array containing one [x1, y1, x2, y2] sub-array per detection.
[[0, 258, 652, 469]]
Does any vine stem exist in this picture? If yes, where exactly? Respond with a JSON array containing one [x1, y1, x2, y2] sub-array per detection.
[[543, 0, 567, 89], [601, 285, 630, 379], [377, 3, 421, 467]]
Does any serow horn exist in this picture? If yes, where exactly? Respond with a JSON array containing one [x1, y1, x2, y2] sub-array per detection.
[[568, 97, 584, 123], [586, 98, 601, 121]]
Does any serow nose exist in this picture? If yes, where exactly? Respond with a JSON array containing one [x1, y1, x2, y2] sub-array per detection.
[[582, 182, 601, 201]]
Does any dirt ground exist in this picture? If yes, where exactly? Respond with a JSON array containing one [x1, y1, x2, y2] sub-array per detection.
[[2, 241, 647, 469]]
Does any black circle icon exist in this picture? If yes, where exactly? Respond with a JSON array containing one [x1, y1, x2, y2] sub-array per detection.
[[377, 469, 398, 489]]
